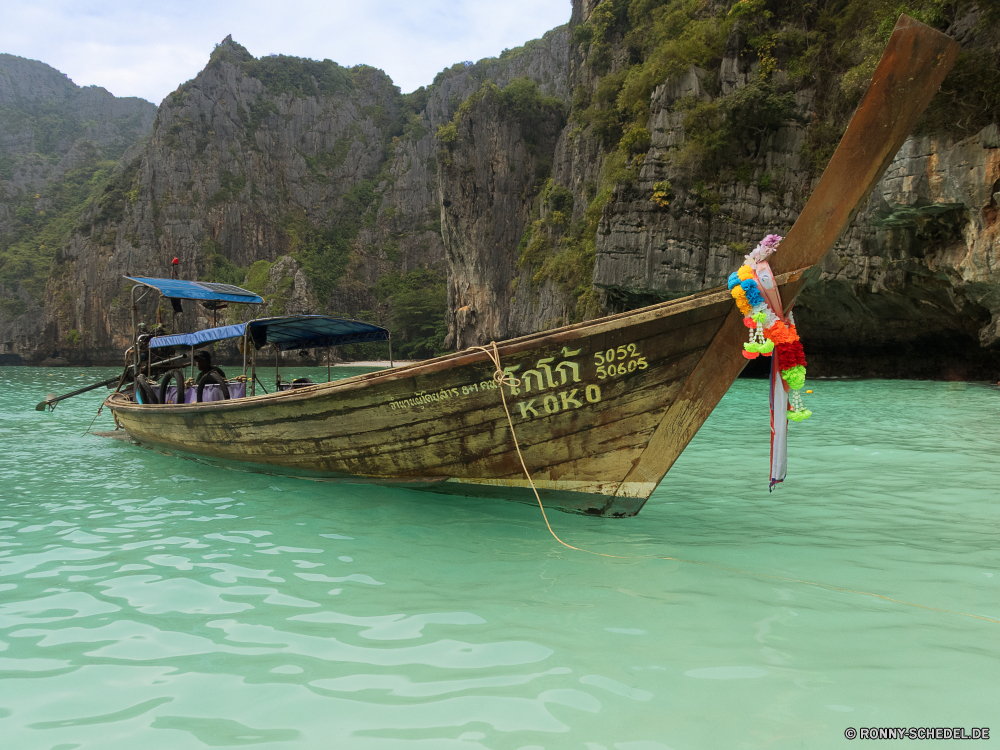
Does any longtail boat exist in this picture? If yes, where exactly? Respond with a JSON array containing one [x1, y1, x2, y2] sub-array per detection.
[[106, 17, 959, 517]]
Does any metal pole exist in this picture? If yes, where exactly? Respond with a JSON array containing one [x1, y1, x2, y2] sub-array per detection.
[[327, 341, 331, 382], [389, 336, 393, 368], [131, 285, 139, 377], [275, 346, 279, 389], [250, 346, 256, 397]]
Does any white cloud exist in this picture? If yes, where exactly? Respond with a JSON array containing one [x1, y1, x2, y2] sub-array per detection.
[[0, 0, 572, 104]]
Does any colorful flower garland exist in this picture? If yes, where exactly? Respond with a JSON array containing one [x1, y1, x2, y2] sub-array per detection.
[[728, 234, 811, 421]]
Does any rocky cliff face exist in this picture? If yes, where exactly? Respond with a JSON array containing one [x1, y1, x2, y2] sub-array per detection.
[[440, 0, 1000, 377], [438, 88, 566, 348], [2, 31, 574, 365], [585, 12, 1000, 378], [3, 2, 1000, 378], [0, 54, 156, 362], [32, 39, 417, 362], [799, 124, 1000, 377]]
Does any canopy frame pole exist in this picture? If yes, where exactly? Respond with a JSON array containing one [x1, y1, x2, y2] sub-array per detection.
[[275, 345, 280, 390], [389, 335, 393, 368], [130, 284, 139, 377], [190, 346, 195, 383], [242, 329, 248, 380], [327, 339, 331, 383], [250, 345, 256, 397], [129, 284, 152, 378]]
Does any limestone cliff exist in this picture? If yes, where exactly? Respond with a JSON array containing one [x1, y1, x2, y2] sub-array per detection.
[[3, 1, 1000, 379], [0, 54, 156, 362], [437, 84, 567, 348], [439, 0, 1000, 377]]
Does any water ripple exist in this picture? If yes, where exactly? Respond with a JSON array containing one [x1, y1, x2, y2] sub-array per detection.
[[0, 368, 997, 747]]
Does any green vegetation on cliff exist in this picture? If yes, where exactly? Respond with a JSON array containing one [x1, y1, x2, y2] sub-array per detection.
[[377, 268, 449, 359], [518, 179, 601, 322], [512, 0, 999, 322], [437, 76, 566, 167], [0, 148, 116, 313]]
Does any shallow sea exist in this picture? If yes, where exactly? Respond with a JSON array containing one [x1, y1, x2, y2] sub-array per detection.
[[1, 366, 997, 749]]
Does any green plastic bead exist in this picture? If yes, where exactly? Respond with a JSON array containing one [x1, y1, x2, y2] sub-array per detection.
[[781, 365, 806, 391]]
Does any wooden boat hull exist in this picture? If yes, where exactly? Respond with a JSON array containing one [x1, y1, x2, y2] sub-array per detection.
[[108, 282, 776, 516]]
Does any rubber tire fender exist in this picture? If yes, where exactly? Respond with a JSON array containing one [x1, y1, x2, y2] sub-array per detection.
[[158, 369, 187, 405], [135, 374, 159, 405], [196, 370, 231, 403]]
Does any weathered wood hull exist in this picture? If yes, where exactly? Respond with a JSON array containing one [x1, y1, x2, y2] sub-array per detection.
[[108, 283, 774, 516], [106, 16, 959, 517]]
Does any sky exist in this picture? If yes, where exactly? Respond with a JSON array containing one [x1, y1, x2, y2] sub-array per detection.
[[1, 0, 573, 104]]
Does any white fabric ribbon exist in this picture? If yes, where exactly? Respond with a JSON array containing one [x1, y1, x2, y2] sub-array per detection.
[[752, 261, 788, 489]]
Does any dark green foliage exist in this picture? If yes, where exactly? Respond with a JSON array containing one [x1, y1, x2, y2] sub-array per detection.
[[0, 297, 27, 317], [667, 78, 798, 176], [283, 212, 353, 304], [0, 153, 14, 181], [432, 61, 474, 87], [245, 96, 279, 139], [545, 184, 575, 215], [335, 268, 448, 360], [516, 179, 600, 322], [90, 154, 142, 227], [572, 0, 631, 72], [0, 153, 117, 301], [917, 48, 1000, 138], [571, 0, 731, 147], [403, 86, 429, 114], [301, 140, 351, 181], [764, 0, 994, 159], [801, 118, 843, 175], [377, 268, 449, 359], [208, 35, 254, 66], [239, 55, 353, 100], [283, 179, 379, 302], [198, 238, 245, 285], [207, 170, 247, 207], [390, 286, 447, 358], [493, 77, 567, 133], [448, 78, 566, 152], [720, 79, 800, 141]]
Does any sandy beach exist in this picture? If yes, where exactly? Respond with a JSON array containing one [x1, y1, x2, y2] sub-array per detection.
[[332, 360, 418, 368]]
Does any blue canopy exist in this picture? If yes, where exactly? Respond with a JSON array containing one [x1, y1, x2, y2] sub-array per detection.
[[148, 315, 389, 351], [247, 316, 389, 351], [127, 277, 263, 305], [148, 323, 246, 349]]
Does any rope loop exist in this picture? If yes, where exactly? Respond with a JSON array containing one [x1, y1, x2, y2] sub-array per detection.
[[470, 342, 521, 389], [466, 341, 603, 555]]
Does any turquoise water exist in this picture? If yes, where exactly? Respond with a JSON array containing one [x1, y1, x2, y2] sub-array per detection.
[[1, 367, 997, 749]]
